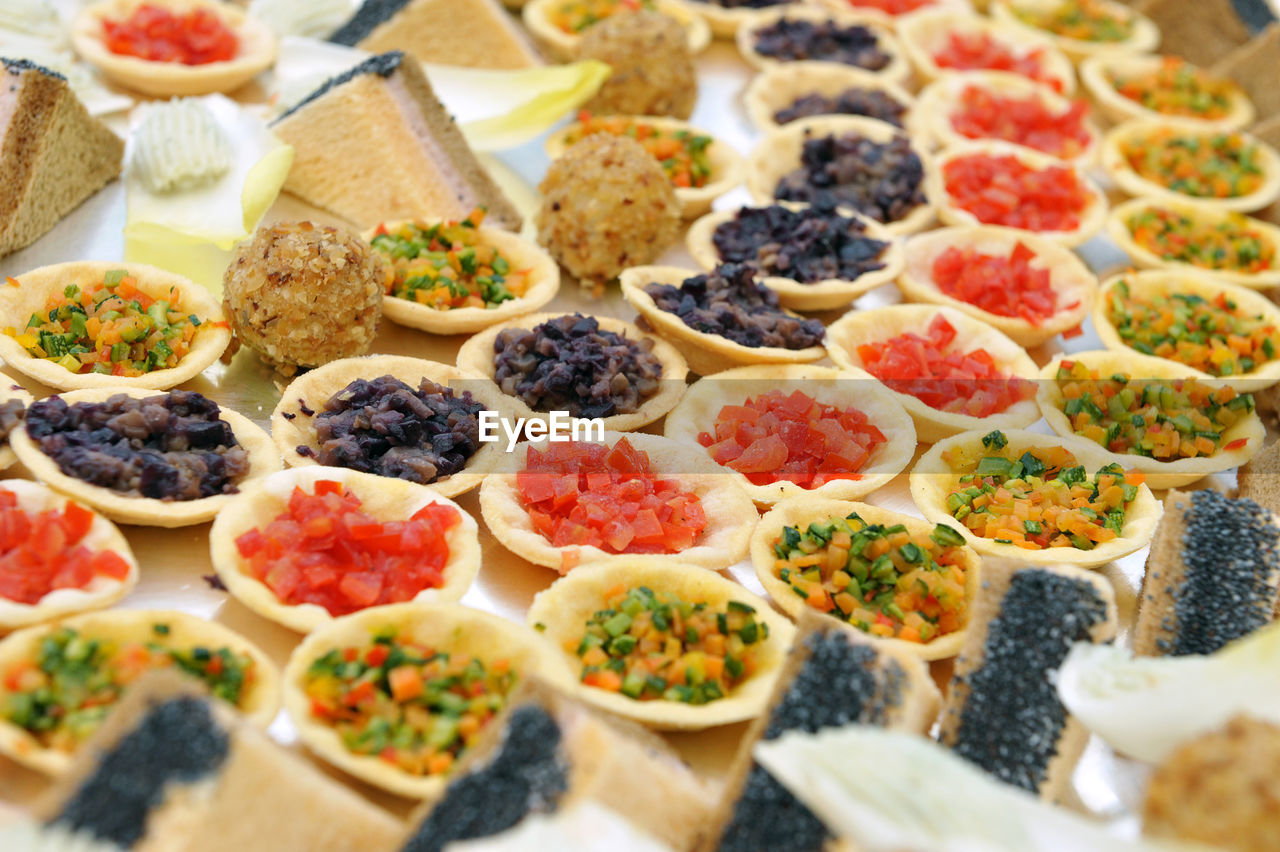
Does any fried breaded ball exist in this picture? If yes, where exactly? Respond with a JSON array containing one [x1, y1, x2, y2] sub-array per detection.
[[1143, 714, 1280, 852], [577, 11, 697, 119], [223, 221, 385, 375], [537, 134, 680, 288]]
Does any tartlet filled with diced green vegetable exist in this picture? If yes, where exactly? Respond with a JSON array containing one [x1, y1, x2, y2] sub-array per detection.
[[0, 261, 231, 392], [362, 211, 560, 336], [526, 560, 795, 730], [282, 602, 569, 799], [910, 428, 1162, 567], [1037, 349, 1266, 489], [750, 495, 980, 660]]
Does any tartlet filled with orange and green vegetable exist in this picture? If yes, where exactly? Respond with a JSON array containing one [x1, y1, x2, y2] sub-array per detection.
[[991, 0, 1158, 60], [480, 432, 756, 574], [0, 609, 279, 776], [1101, 121, 1280, 213], [895, 225, 1096, 348], [546, 113, 744, 218], [1093, 272, 1280, 388], [1037, 351, 1266, 488], [750, 496, 979, 660], [0, 261, 230, 391], [283, 602, 568, 799], [910, 428, 1161, 567], [526, 560, 795, 730], [210, 467, 482, 634], [364, 212, 560, 336], [1081, 54, 1255, 131], [1106, 198, 1280, 289]]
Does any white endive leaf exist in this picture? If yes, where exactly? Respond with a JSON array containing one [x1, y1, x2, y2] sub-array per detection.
[[123, 94, 294, 291], [754, 728, 1211, 852], [444, 803, 675, 852], [269, 36, 607, 150], [248, 0, 358, 39], [1056, 622, 1280, 764]]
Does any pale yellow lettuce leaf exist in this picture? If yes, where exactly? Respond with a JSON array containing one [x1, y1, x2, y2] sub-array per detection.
[[123, 95, 294, 293]]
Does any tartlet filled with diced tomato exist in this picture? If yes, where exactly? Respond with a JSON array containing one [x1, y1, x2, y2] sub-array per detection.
[[1106, 198, 1280, 289], [896, 225, 1096, 348], [1093, 271, 1280, 388], [915, 71, 1100, 164], [210, 467, 482, 634], [0, 480, 139, 632], [71, 0, 277, 98], [480, 432, 757, 574], [910, 428, 1161, 567], [526, 560, 795, 730], [362, 213, 561, 336], [931, 140, 1109, 247], [897, 10, 1075, 93], [546, 114, 744, 218], [282, 601, 567, 798], [1101, 121, 1280, 213], [662, 364, 918, 504], [0, 261, 231, 392], [825, 305, 1041, 442], [1037, 351, 1266, 488], [749, 495, 980, 660], [0, 609, 279, 775], [1081, 54, 1255, 132], [991, 0, 1158, 60]]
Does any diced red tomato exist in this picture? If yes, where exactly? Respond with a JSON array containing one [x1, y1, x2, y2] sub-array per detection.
[[949, 85, 1092, 159], [695, 389, 887, 488], [514, 438, 707, 568], [933, 31, 1064, 92], [0, 495, 132, 605], [855, 315, 1037, 416], [101, 3, 239, 66], [235, 481, 459, 616], [932, 242, 1075, 326], [942, 153, 1090, 233]]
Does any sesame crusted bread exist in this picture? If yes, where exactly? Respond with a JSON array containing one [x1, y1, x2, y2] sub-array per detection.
[[697, 611, 941, 852], [272, 52, 522, 231], [35, 672, 405, 852], [938, 562, 1117, 803], [0, 59, 123, 259], [329, 0, 543, 70], [1134, 489, 1280, 658], [399, 678, 715, 852]]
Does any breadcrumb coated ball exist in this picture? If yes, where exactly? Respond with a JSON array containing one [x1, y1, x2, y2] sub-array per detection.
[[537, 134, 680, 287], [577, 11, 697, 119], [222, 221, 386, 374], [1143, 714, 1280, 852]]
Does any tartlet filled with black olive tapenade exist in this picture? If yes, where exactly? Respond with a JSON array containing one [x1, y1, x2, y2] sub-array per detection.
[[9, 388, 281, 528], [621, 263, 827, 375], [743, 61, 916, 133], [455, 312, 689, 432], [685, 200, 903, 311], [737, 6, 911, 84], [271, 356, 511, 497], [747, 115, 934, 236]]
